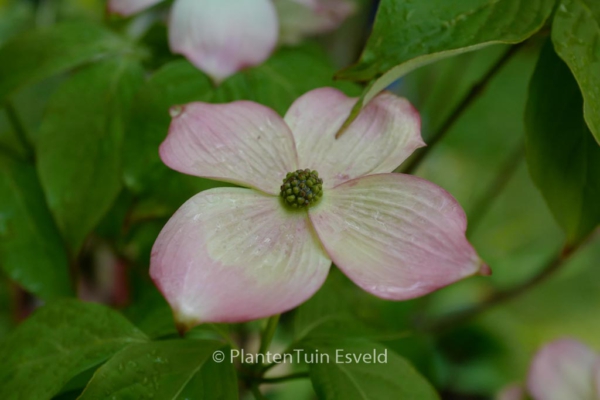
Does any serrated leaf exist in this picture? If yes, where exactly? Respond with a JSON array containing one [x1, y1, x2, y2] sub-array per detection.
[[0, 299, 148, 400], [552, 0, 600, 143], [79, 340, 237, 400], [337, 0, 554, 116], [525, 41, 600, 245], [0, 21, 130, 104], [0, 153, 72, 299], [36, 57, 144, 253], [307, 339, 439, 400]]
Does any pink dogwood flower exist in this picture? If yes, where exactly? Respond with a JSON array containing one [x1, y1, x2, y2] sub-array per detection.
[[150, 87, 489, 330], [527, 338, 600, 400], [108, 0, 354, 83]]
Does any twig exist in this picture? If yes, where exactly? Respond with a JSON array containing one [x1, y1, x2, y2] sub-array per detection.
[[400, 43, 525, 175], [420, 244, 580, 333], [467, 145, 524, 236]]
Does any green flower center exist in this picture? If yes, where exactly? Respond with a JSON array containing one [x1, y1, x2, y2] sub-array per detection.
[[280, 169, 323, 209]]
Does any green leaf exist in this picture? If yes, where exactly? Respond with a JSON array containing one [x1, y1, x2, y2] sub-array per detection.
[[215, 45, 361, 115], [0, 21, 130, 104], [525, 41, 600, 245], [0, 299, 148, 400], [293, 270, 422, 350], [36, 57, 144, 253], [306, 339, 439, 400], [552, 0, 600, 143], [0, 153, 72, 299], [0, 275, 16, 340], [0, 0, 33, 46], [337, 0, 554, 115], [293, 270, 371, 342], [123, 45, 359, 207], [123, 278, 178, 339], [122, 58, 216, 197], [79, 340, 238, 400]]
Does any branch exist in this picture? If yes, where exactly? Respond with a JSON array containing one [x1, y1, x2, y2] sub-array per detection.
[[420, 243, 581, 333], [400, 43, 525, 175], [467, 145, 523, 236]]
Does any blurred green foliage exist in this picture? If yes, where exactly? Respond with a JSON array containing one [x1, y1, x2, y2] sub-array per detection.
[[0, 0, 598, 399]]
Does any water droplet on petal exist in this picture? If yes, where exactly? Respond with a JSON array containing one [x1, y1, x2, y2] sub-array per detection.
[[169, 105, 184, 118]]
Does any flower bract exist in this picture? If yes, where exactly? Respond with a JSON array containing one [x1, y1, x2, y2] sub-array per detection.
[[150, 87, 489, 329]]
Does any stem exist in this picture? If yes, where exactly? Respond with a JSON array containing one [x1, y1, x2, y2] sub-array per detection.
[[335, 80, 376, 139], [260, 371, 310, 384], [4, 102, 34, 162], [250, 383, 268, 400], [261, 351, 294, 375], [400, 43, 524, 175], [208, 323, 240, 351], [421, 243, 580, 333], [467, 145, 523, 236], [258, 314, 280, 357]]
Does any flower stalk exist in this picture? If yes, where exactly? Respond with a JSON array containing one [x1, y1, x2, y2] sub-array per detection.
[[258, 314, 280, 358]]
